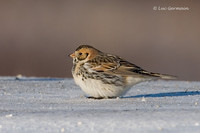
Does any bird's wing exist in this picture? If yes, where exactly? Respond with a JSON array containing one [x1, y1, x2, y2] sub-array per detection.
[[116, 59, 176, 79], [88, 55, 120, 72], [115, 60, 157, 77], [89, 55, 155, 77], [89, 55, 176, 79]]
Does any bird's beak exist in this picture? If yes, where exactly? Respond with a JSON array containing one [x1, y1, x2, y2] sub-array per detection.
[[69, 53, 75, 58]]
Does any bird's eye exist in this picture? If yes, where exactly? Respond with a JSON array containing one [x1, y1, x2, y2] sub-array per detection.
[[86, 53, 89, 56], [79, 53, 82, 55]]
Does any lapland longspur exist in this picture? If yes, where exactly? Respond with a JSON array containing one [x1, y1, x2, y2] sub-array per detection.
[[69, 45, 176, 99]]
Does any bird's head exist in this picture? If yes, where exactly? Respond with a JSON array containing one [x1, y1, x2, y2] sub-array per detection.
[[69, 45, 101, 63]]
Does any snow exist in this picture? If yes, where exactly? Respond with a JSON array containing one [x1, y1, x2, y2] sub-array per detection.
[[0, 76, 200, 133]]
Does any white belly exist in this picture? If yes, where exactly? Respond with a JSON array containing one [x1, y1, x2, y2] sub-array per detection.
[[73, 75, 129, 98]]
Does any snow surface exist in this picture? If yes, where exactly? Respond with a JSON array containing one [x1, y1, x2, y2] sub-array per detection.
[[0, 77, 200, 133]]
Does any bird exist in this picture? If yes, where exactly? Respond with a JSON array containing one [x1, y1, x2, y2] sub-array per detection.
[[69, 45, 176, 99]]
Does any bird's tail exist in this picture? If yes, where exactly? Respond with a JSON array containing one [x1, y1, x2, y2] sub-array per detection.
[[151, 72, 177, 80]]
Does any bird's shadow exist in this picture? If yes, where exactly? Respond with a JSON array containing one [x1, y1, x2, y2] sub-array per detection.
[[123, 91, 200, 98]]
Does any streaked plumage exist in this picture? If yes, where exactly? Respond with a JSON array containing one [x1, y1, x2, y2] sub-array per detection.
[[69, 45, 176, 99]]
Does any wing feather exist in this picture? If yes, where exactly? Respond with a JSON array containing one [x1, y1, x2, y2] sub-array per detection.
[[88, 54, 176, 79]]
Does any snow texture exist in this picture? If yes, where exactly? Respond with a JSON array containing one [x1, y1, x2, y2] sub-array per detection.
[[0, 77, 200, 133]]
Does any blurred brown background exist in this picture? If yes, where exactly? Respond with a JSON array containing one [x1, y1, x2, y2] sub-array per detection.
[[0, 0, 199, 81]]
